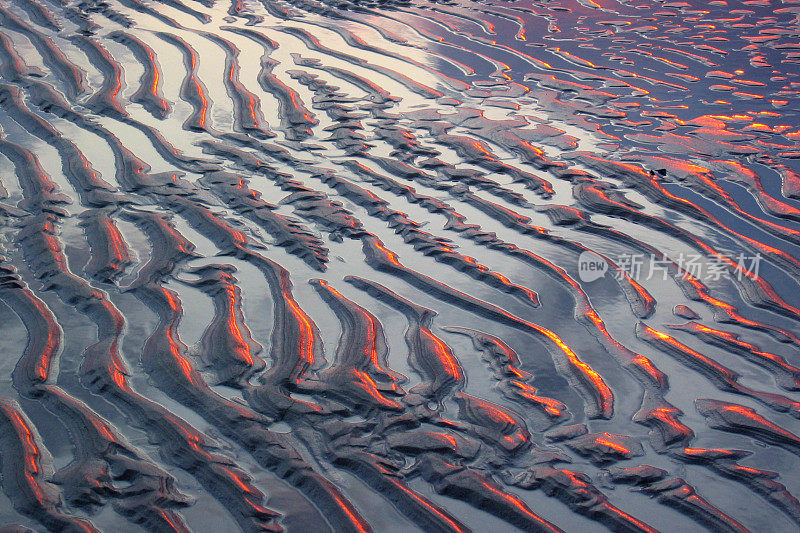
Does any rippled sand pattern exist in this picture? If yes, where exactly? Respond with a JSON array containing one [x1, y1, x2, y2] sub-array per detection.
[[0, 0, 799, 531]]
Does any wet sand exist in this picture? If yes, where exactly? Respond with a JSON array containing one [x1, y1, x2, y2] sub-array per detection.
[[0, 0, 799, 531]]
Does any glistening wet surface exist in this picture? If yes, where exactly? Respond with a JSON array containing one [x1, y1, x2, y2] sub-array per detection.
[[0, 0, 799, 531]]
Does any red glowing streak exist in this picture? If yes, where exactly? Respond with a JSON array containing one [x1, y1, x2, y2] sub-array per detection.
[[285, 295, 315, 369], [162, 290, 196, 384], [595, 435, 632, 455], [192, 76, 207, 128], [423, 329, 463, 382], [225, 285, 254, 365]]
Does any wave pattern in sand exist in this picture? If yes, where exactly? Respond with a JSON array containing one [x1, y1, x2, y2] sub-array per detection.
[[0, 0, 799, 531]]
